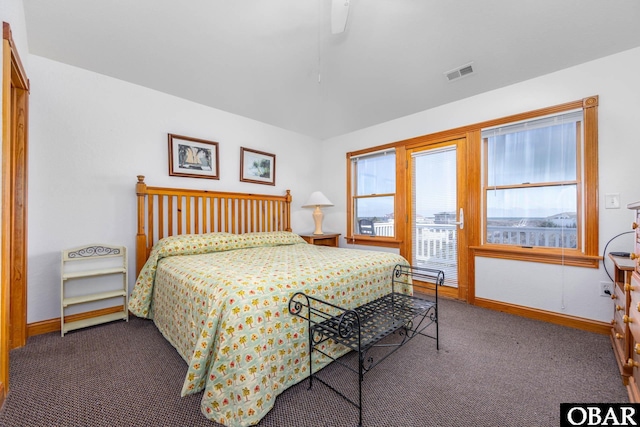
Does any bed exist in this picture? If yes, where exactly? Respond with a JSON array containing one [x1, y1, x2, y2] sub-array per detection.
[[128, 176, 410, 427]]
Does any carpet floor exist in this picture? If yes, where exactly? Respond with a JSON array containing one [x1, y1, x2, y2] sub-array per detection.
[[0, 298, 628, 427]]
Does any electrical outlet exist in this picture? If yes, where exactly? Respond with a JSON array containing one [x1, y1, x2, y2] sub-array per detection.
[[600, 281, 613, 297], [605, 193, 621, 209]]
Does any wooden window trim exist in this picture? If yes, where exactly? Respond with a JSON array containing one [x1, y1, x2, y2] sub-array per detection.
[[470, 245, 600, 268], [346, 144, 404, 244], [475, 96, 599, 268], [345, 236, 402, 248]]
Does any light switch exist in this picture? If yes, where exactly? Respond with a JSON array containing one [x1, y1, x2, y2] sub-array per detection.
[[605, 193, 620, 209]]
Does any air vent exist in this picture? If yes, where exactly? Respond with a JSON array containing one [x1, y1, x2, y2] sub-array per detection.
[[444, 62, 475, 82]]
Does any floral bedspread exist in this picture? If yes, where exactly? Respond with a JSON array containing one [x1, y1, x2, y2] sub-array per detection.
[[129, 231, 410, 427]]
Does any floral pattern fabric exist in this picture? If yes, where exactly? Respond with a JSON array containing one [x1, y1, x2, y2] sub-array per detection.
[[128, 232, 410, 427]]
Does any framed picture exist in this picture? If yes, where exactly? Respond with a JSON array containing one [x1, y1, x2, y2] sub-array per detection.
[[168, 134, 219, 179], [240, 147, 276, 186]]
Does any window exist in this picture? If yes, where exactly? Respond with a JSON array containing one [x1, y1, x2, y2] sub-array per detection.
[[348, 148, 396, 241], [345, 96, 598, 267], [473, 97, 600, 267], [482, 111, 582, 249]]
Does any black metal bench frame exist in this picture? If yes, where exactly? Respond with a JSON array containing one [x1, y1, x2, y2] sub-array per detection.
[[288, 264, 443, 427]]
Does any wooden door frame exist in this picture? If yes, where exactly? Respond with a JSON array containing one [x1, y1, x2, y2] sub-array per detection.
[[1, 21, 29, 405], [402, 135, 470, 301]]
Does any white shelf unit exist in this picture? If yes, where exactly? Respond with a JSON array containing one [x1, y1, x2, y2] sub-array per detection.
[[61, 244, 128, 336]]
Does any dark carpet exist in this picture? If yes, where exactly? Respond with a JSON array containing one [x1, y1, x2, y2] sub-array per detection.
[[0, 298, 628, 427]]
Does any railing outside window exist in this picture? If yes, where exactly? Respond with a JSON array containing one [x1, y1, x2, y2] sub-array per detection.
[[372, 221, 577, 260]]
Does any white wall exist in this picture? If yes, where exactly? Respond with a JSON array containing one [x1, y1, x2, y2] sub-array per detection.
[[26, 55, 322, 323], [0, 1, 29, 59], [9, 0, 640, 325], [322, 47, 640, 323]]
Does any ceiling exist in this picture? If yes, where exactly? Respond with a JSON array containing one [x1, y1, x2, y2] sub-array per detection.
[[22, 0, 640, 140]]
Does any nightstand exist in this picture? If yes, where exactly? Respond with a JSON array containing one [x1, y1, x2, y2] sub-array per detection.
[[299, 233, 341, 247]]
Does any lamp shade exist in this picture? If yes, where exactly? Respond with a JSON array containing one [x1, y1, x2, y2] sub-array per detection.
[[302, 191, 334, 208]]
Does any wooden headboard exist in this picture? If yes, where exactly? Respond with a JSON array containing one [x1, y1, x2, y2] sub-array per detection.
[[135, 175, 292, 275]]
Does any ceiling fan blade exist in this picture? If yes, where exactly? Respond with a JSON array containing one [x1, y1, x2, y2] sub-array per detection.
[[331, 0, 350, 34]]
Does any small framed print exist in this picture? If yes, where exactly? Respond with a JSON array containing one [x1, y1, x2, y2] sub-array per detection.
[[168, 134, 219, 179], [240, 147, 276, 186]]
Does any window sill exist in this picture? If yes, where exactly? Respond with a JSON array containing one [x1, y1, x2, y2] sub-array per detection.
[[471, 245, 601, 268], [345, 236, 402, 249]]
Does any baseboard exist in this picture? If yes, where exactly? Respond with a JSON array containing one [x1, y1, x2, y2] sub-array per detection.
[[27, 306, 127, 337], [474, 297, 610, 335], [25, 300, 609, 338]]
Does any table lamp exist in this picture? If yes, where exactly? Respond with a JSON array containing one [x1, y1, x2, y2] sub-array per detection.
[[302, 191, 334, 235]]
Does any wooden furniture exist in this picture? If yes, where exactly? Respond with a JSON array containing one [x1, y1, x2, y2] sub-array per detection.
[[625, 201, 640, 402], [609, 254, 637, 384], [60, 244, 128, 336], [299, 232, 340, 247], [289, 264, 442, 427], [135, 175, 291, 275]]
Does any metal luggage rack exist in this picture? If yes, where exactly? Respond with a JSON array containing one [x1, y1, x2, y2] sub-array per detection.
[[288, 264, 443, 427]]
